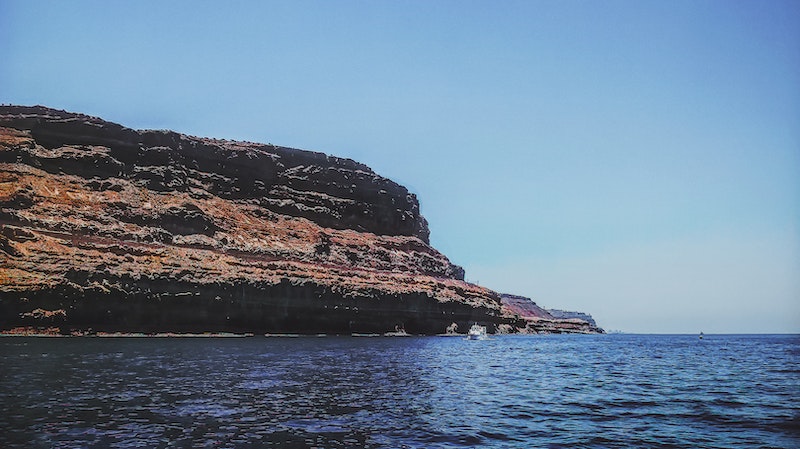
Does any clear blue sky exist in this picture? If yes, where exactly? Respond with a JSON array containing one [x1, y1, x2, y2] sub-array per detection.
[[2, 0, 798, 333]]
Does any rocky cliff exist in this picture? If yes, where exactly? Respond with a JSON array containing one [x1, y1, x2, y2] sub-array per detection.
[[547, 309, 599, 328], [500, 293, 604, 334], [0, 105, 600, 335]]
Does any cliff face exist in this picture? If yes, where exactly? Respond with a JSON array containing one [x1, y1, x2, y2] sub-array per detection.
[[0, 106, 495, 334], [500, 294, 604, 334], [0, 106, 431, 243], [0, 106, 602, 335], [547, 309, 599, 328]]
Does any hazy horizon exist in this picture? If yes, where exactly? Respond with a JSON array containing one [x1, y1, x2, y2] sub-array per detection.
[[2, 0, 798, 333]]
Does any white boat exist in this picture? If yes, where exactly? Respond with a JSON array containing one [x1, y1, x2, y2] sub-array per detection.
[[467, 324, 487, 340]]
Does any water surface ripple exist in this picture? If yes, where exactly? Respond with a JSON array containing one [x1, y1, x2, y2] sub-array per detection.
[[1, 334, 798, 448]]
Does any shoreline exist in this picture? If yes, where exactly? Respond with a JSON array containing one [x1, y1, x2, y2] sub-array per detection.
[[0, 324, 603, 337], [0, 325, 602, 338]]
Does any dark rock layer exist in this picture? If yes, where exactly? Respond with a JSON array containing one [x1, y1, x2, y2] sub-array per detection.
[[0, 106, 431, 241], [0, 105, 598, 335]]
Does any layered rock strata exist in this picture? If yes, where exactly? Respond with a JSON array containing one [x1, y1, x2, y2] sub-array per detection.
[[0, 106, 500, 334], [0, 105, 601, 335], [500, 294, 604, 334], [547, 309, 599, 328]]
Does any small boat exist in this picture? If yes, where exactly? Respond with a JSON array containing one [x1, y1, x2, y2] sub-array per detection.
[[467, 324, 487, 340], [699, 332, 704, 340]]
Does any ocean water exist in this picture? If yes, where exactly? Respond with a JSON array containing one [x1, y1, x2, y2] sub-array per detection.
[[0, 334, 798, 448]]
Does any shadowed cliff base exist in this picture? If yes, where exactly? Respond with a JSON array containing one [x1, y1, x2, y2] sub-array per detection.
[[0, 105, 601, 335]]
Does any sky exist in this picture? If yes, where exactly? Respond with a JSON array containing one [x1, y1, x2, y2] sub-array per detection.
[[2, 0, 798, 333]]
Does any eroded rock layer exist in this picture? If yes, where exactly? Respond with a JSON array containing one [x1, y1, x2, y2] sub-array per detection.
[[500, 294, 604, 334], [0, 106, 602, 335], [1, 105, 502, 334]]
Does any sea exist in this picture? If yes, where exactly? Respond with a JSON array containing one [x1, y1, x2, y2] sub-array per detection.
[[0, 334, 798, 448]]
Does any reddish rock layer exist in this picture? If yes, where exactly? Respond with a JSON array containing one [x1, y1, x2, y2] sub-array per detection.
[[0, 105, 601, 335], [500, 293, 603, 334], [0, 106, 501, 334]]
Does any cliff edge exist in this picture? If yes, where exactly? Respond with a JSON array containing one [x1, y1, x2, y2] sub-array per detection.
[[0, 105, 600, 335]]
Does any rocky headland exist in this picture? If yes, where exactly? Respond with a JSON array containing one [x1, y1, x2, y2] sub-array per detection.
[[500, 294, 603, 334], [0, 105, 601, 335]]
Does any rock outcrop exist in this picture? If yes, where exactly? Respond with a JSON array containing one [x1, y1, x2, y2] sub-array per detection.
[[0, 105, 600, 335], [547, 309, 599, 328], [500, 293, 603, 334]]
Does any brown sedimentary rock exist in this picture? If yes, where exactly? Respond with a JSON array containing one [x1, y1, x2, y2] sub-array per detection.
[[0, 106, 499, 334], [0, 106, 601, 335], [500, 293, 604, 334]]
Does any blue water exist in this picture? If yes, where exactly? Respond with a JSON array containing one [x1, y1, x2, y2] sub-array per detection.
[[0, 334, 798, 448]]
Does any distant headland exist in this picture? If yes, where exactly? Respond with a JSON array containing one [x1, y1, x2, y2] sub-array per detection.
[[0, 105, 602, 335]]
